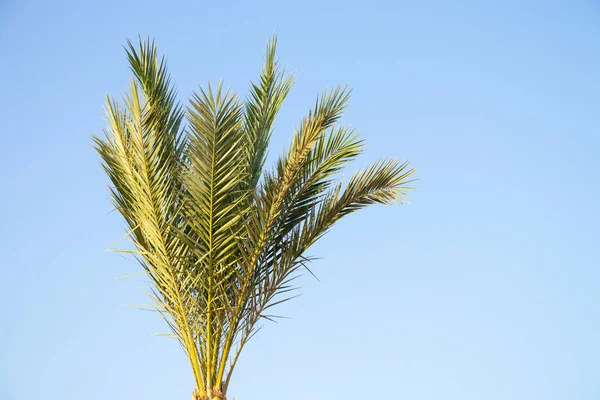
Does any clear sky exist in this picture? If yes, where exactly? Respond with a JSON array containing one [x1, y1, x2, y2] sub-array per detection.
[[1, 1, 599, 399]]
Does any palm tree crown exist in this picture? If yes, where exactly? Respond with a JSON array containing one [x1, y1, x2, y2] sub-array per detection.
[[94, 36, 415, 400]]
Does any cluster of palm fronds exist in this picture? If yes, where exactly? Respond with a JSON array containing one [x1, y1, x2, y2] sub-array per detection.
[[94, 36, 415, 400]]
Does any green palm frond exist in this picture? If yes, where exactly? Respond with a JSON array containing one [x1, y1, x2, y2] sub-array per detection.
[[183, 82, 251, 390], [244, 36, 295, 189], [94, 34, 416, 400], [93, 39, 204, 391]]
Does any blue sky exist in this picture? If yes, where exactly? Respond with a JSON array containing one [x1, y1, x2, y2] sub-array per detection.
[[1, 1, 599, 399]]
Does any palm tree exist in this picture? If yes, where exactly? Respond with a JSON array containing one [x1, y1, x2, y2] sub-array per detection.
[[94, 36, 415, 400]]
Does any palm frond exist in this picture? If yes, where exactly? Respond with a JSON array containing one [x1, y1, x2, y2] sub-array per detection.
[[93, 39, 204, 392], [183, 81, 251, 390], [244, 35, 295, 189]]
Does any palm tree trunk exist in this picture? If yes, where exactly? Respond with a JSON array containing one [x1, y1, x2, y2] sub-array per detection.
[[192, 388, 227, 400]]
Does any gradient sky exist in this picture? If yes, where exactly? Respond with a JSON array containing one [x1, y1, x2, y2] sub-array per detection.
[[1, 1, 599, 399]]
